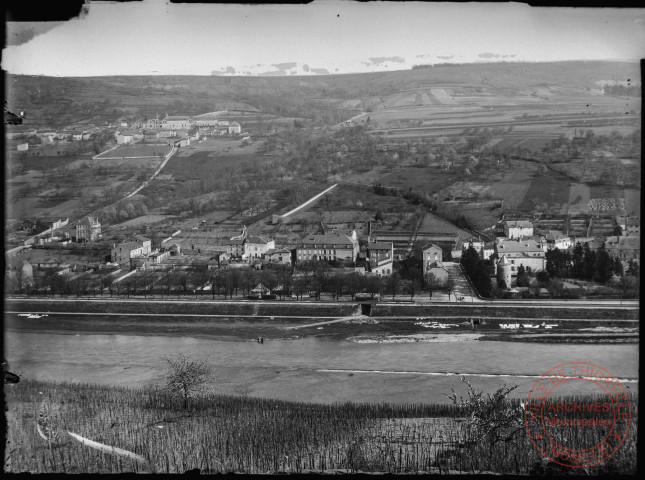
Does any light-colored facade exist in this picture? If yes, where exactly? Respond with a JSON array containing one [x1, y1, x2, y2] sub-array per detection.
[[542, 230, 572, 252], [452, 237, 486, 260], [371, 258, 393, 276], [296, 232, 359, 265], [161, 116, 193, 130], [495, 238, 545, 274], [75, 216, 101, 242], [421, 244, 443, 277], [503, 220, 534, 240], [228, 122, 242, 135], [367, 241, 394, 275], [243, 236, 275, 259], [117, 133, 134, 144], [111, 240, 151, 264]]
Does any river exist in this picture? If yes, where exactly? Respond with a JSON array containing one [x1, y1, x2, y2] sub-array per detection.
[[4, 330, 638, 404]]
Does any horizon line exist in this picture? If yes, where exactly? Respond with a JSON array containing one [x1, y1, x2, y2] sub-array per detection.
[[6, 58, 641, 79]]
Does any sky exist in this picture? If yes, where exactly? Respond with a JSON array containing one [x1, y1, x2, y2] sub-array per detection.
[[2, 0, 644, 77]]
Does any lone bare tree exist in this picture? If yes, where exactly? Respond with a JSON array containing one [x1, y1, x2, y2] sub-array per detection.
[[162, 354, 212, 409], [445, 278, 457, 301]]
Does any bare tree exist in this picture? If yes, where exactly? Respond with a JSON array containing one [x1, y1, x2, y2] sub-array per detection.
[[162, 353, 212, 410], [445, 277, 457, 301], [385, 273, 402, 300], [425, 272, 442, 299]]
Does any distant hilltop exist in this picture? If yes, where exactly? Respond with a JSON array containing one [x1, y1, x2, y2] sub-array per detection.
[[208, 57, 640, 77]]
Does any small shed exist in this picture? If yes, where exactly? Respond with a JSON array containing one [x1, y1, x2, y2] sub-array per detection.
[[251, 283, 271, 296]]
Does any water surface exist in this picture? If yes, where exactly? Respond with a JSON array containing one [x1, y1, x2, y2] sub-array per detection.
[[5, 330, 638, 404]]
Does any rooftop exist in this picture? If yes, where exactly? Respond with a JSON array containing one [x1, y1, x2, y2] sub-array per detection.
[[505, 220, 534, 228], [115, 241, 144, 251], [301, 233, 355, 247], [246, 236, 272, 245], [497, 238, 544, 253]]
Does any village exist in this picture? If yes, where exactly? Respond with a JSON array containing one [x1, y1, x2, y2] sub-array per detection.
[[5, 184, 640, 302], [4, 100, 641, 303]]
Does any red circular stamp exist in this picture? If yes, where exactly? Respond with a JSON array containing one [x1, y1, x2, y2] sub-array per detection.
[[524, 362, 631, 468]]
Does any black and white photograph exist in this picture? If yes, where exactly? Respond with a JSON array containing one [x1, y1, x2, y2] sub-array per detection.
[[3, 0, 641, 474]]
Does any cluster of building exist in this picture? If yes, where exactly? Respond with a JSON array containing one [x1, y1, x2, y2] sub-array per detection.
[[140, 115, 242, 142], [7, 112, 244, 154], [455, 218, 640, 289]]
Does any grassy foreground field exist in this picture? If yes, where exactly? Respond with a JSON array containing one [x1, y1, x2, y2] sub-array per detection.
[[5, 379, 636, 474]]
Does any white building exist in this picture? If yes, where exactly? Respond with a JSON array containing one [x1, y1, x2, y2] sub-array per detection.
[[541, 230, 572, 252], [228, 122, 242, 134], [243, 236, 275, 260], [161, 116, 193, 130], [116, 133, 134, 144], [421, 244, 443, 278], [503, 220, 534, 240]]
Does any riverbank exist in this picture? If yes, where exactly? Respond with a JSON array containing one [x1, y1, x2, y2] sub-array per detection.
[[5, 297, 639, 321], [5, 311, 639, 343]]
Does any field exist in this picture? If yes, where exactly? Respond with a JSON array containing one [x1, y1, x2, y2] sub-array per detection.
[[518, 170, 573, 212], [5, 379, 637, 474], [163, 150, 261, 181], [418, 212, 472, 237], [113, 214, 173, 228], [95, 143, 172, 159], [378, 166, 462, 194]]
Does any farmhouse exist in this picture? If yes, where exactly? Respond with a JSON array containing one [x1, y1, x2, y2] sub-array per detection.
[[262, 247, 293, 265], [541, 230, 572, 251], [75, 216, 101, 242], [495, 238, 545, 274], [503, 220, 534, 239], [296, 232, 359, 265], [243, 236, 275, 260]]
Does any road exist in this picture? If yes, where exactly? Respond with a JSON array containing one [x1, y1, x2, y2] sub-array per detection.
[[124, 144, 177, 199], [5, 296, 638, 310]]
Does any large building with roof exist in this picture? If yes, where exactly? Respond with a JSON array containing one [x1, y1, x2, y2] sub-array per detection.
[[421, 243, 443, 278], [503, 220, 534, 240], [75, 216, 101, 242], [495, 238, 545, 274], [161, 116, 193, 130], [606, 235, 640, 263], [296, 232, 359, 265], [243, 236, 275, 260]]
